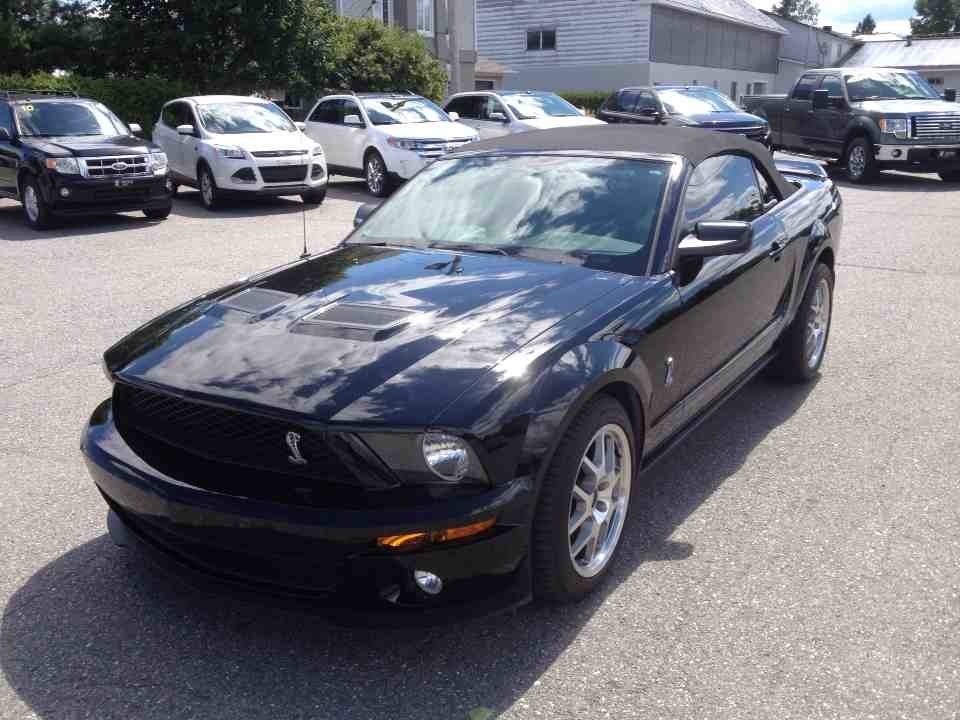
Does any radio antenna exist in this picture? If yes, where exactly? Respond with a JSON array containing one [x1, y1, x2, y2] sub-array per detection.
[[300, 201, 310, 260]]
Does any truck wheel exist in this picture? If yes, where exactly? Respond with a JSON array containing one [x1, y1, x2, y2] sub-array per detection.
[[845, 137, 877, 184], [143, 205, 172, 220], [21, 177, 54, 230], [938, 170, 960, 183]]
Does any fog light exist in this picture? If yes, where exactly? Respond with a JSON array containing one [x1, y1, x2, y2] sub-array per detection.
[[413, 570, 443, 595], [59, 187, 70, 197], [892, 149, 903, 158]]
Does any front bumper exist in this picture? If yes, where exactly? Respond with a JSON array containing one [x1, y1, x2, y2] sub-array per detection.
[[43, 173, 172, 216], [82, 399, 533, 622], [875, 143, 960, 171], [215, 157, 328, 195]]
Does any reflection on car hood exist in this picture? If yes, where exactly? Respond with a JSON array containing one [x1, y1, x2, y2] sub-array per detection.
[[517, 116, 606, 130], [853, 99, 960, 114], [201, 131, 317, 152], [19, 135, 160, 157], [379, 121, 477, 141], [111, 245, 631, 424]]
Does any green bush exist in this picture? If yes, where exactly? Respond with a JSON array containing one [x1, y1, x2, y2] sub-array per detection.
[[559, 91, 612, 117], [0, 73, 195, 134]]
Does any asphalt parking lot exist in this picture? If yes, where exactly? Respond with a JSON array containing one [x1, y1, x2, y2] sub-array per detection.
[[1, 167, 959, 720]]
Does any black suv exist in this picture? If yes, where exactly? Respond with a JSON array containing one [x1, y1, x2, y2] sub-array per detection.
[[598, 85, 771, 147], [0, 89, 173, 229]]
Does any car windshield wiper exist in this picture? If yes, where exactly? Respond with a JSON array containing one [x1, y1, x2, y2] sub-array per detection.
[[428, 242, 516, 256], [345, 238, 423, 249]]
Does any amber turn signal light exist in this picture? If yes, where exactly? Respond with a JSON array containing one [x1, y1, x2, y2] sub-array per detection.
[[377, 517, 496, 550]]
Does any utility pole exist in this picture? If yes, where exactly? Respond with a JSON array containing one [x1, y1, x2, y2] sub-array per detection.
[[447, 0, 461, 93]]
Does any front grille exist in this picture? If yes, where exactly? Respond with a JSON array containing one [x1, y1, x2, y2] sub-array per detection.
[[912, 113, 960, 141], [252, 150, 309, 158], [259, 164, 309, 183], [415, 139, 473, 158], [83, 155, 150, 177], [713, 125, 766, 136]]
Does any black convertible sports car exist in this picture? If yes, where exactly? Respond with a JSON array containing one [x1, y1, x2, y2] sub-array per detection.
[[83, 126, 841, 619]]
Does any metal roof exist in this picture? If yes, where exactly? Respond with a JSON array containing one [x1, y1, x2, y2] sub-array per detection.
[[844, 37, 960, 68], [657, 0, 787, 34]]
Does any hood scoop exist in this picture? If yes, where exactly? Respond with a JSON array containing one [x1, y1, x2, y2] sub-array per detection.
[[211, 287, 297, 323], [294, 302, 419, 341]]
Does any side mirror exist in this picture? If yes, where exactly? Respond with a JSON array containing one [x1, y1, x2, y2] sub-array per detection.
[[447, 111, 460, 121], [811, 89, 830, 110], [0, 127, 10, 141], [128, 123, 143, 135], [176, 124, 196, 136], [676, 221, 752, 260], [344, 114, 364, 127], [945, 89, 957, 102], [488, 111, 508, 123], [354, 202, 377, 227], [295, 121, 306, 131]]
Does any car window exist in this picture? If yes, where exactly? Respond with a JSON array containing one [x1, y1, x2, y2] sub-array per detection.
[[197, 102, 296, 134], [503, 93, 580, 119], [634, 91, 659, 113], [658, 88, 739, 114], [309, 99, 343, 124], [0, 104, 13, 136], [754, 163, 778, 207], [14, 101, 128, 137], [162, 102, 182, 128], [342, 99, 363, 124], [480, 96, 508, 121], [618, 90, 643, 113], [820, 75, 843, 98], [793, 75, 820, 101], [445, 95, 482, 119], [681, 154, 764, 236]]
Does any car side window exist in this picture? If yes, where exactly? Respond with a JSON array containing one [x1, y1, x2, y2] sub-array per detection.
[[820, 75, 843, 98], [754, 163, 778, 208], [635, 91, 659, 113], [309, 99, 342, 124], [480, 96, 507, 120], [618, 90, 642, 113], [446, 96, 481, 119], [342, 99, 363, 125], [161, 103, 182, 128], [681, 155, 764, 236], [0, 103, 13, 136], [793, 74, 820, 101]]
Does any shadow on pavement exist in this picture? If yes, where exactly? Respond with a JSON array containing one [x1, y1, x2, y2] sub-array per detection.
[[0, 203, 161, 242], [1, 376, 815, 720], [824, 165, 956, 193]]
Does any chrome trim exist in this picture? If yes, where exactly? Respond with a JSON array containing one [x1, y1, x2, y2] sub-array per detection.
[[80, 155, 152, 179], [912, 113, 960, 141], [876, 144, 960, 161]]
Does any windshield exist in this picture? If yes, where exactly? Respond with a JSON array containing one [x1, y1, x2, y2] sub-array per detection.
[[14, 101, 128, 137], [658, 88, 739, 114], [197, 102, 296, 134], [503, 93, 582, 119], [843, 71, 940, 101], [350, 155, 669, 266], [362, 97, 449, 125]]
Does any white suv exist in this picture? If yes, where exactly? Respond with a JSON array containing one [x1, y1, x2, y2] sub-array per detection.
[[153, 95, 327, 210], [443, 90, 604, 140], [304, 93, 478, 197]]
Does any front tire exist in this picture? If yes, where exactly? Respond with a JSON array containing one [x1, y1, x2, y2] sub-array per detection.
[[364, 151, 391, 197], [845, 137, 877, 184], [939, 170, 960, 182], [301, 188, 326, 205], [771, 262, 834, 383], [21, 177, 54, 230], [532, 396, 635, 603], [198, 164, 221, 210], [143, 205, 172, 220]]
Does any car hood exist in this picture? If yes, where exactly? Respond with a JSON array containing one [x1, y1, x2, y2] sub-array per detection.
[[19, 134, 160, 157], [109, 245, 629, 425], [378, 121, 477, 142], [203, 131, 318, 152], [681, 111, 767, 128], [516, 116, 606, 130], [853, 99, 960, 115]]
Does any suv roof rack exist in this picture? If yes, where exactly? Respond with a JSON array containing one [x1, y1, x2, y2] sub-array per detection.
[[0, 88, 80, 100]]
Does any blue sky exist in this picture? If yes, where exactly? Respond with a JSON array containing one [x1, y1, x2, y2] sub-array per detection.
[[747, 0, 915, 34]]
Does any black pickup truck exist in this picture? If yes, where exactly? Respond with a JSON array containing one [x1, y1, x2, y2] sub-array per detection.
[[0, 89, 173, 229], [743, 68, 960, 183]]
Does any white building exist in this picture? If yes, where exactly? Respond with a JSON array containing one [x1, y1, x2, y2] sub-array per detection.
[[843, 34, 960, 94]]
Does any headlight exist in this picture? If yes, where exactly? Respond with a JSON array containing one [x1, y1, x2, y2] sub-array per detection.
[[216, 146, 246, 159], [420, 433, 470, 482], [45, 157, 80, 174], [312, 145, 324, 156], [879, 118, 909, 139], [148, 152, 168, 174], [387, 137, 419, 151]]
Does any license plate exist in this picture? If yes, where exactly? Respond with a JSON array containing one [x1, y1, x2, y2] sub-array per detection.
[[114, 178, 134, 188], [938, 150, 957, 159]]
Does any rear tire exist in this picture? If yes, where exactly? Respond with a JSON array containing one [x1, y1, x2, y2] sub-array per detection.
[[532, 396, 635, 603], [21, 176, 54, 230], [143, 205, 172, 220], [771, 262, 834, 383], [845, 137, 877, 184], [364, 151, 391, 197], [939, 170, 960, 182], [301, 188, 326, 205], [198, 164, 221, 210]]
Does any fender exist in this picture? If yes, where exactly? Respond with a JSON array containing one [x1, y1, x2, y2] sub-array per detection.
[[845, 115, 881, 148]]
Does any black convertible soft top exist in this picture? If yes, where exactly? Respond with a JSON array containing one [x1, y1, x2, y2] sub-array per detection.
[[453, 125, 797, 198]]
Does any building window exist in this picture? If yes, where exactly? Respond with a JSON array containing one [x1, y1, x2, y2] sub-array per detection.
[[526, 29, 556, 51], [416, 0, 433, 35], [927, 76, 945, 86], [475, 80, 495, 91], [381, 0, 391, 24], [753, 81, 767, 95], [730, 81, 738, 102]]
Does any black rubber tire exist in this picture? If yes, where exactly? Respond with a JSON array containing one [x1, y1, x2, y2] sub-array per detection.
[[198, 163, 221, 210], [938, 170, 960, 182], [21, 176, 54, 230], [770, 262, 835, 383], [169, 181, 180, 197], [301, 188, 327, 205], [531, 395, 636, 603], [364, 151, 392, 198], [143, 205, 172, 220], [845, 137, 878, 184]]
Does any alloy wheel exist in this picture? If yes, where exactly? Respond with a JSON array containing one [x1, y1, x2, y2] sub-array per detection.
[[24, 185, 40, 223], [804, 278, 831, 369], [366, 155, 385, 195], [568, 423, 632, 578], [201, 171, 214, 206], [848, 145, 866, 179]]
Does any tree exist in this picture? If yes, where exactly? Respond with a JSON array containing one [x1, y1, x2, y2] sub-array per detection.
[[771, 0, 820, 25], [911, 0, 959, 34], [854, 13, 877, 34]]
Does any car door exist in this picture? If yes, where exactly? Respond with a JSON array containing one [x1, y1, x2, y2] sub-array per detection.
[[783, 73, 819, 151], [471, 95, 512, 138], [306, 99, 348, 170], [665, 154, 791, 407], [154, 102, 183, 176], [177, 103, 203, 182], [444, 95, 485, 135], [0, 103, 17, 195], [810, 74, 847, 159], [339, 98, 370, 171]]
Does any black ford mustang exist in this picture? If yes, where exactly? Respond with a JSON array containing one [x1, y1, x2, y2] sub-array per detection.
[[83, 126, 841, 619]]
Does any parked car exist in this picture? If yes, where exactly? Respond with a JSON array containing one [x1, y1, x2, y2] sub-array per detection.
[[0, 89, 172, 230], [303, 92, 478, 197], [443, 90, 604, 140], [153, 95, 328, 210], [598, 85, 771, 147], [83, 126, 840, 618], [743, 67, 960, 183]]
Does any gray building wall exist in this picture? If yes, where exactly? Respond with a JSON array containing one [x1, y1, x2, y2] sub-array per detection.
[[765, 12, 858, 93]]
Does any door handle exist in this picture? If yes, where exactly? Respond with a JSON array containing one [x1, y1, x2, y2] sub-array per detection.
[[769, 239, 786, 260]]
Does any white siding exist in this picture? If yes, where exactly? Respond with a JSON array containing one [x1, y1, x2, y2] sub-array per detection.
[[477, 0, 651, 70]]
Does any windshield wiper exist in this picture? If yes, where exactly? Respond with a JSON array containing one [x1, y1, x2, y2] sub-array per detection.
[[429, 242, 516, 256]]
